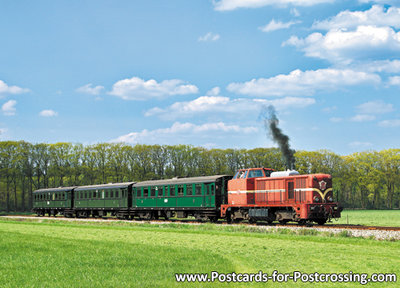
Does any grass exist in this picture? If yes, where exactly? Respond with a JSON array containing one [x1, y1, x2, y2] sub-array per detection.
[[0, 219, 399, 287], [334, 210, 400, 227]]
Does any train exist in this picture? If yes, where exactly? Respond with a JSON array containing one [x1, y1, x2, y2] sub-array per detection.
[[32, 167, 342, 225]]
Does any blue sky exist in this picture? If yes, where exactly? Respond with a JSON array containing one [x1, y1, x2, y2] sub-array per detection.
[[1, 0, 399, 155]]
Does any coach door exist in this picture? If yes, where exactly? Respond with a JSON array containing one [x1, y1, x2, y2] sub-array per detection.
[[287, 180, 294, 203]]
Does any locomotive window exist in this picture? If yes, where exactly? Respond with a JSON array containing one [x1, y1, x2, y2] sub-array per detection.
[[243, 171, 248, 178], [178, 185, 184, 196], [248, 169, 263, 178], [143, 188, 148, 197], [186, 184, 193, 196], [195, 184, 202, 195], [170, 186, 175, 196], [151, 187, 156, 197], [263, 169, 272, 177]]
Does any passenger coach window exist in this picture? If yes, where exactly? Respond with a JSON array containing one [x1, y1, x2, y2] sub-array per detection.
[[151, 187, 156, 197], [170, 186, 175, 196], [136, 189, 141, 197], [178, 185, 184, 196], [143, 188, 148, 197], [186, 184, 193, 196], [110, 191, 114, 198], [116, 191, 119, 198], [195, 184, 202, 195]]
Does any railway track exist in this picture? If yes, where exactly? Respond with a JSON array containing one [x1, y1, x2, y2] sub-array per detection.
[[2, 215, 400, 232]]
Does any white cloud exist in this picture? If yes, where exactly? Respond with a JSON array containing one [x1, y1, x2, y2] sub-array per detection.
[[388, 76, 400, 86], [39, 110, 58, 117], [111, 121, 258, 144], [351, 114, 376, 122], [379, 119, 400, 127], [145, 95, 315, 119], [227, 68, 380, 96], [76, 83, 104, 95], [198, 32, 220, 42], [206, 87, 221, 96], [351, 59, 400, 73], [108, 77, 199, 100], [0, 128, 8, 139], [0, 80, 29, 96], [329, 117, 342, 122], [2, 100, 17, 116], [312, 5, 400, 30], [213, 0, 334, 11], [285, 25, 400, 63], [356, 100, 394, 114], [259, 19, 301, 32], [349, 141, 372, 147], [290, 8, 300, 17]]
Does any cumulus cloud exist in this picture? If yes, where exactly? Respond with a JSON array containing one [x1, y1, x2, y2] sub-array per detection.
[[259, 19, 301, 32], [312, 5, 400, 30], [351, 114, 376, 122], [379, 119, 400, 127], [356, 100, 394, 114], [0, 80, 29, 96], [226, 68, 380, 96], [388, 76, 400, 86], [284, 25, 400, 63], [213, 0, 334, 11], [76, 84, 104, 95], [39, 110, 58, 117], [108, 77, 199, 100], [111, 121, 258, 145], [2, 100, 17, 116], [198, 32, 220, 42], [145, 95, 315, 119], [351, 59, 400, 73]]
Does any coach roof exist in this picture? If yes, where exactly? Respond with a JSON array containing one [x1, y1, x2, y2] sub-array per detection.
[[75, 182, 135, 191], [33, 186, 76, 193], [133, 175, 231, 187]]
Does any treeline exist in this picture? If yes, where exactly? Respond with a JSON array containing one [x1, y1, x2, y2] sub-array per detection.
[[0, 141, 399, 211]]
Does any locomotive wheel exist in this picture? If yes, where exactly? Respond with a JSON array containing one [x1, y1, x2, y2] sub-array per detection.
[[316, 219, 327, 225]]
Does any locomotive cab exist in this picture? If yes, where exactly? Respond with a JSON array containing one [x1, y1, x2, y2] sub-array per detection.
[[228, 168, 274, 205]]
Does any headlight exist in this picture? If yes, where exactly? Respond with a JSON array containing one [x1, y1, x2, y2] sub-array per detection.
[[327, 196, 333, 202], [313, 196, 320, 202]]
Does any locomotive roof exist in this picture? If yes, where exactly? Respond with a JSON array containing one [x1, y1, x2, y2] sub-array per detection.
[[134, 175, 231, 187], [75, 182, 135, 191], [33, 186, 76, 193]]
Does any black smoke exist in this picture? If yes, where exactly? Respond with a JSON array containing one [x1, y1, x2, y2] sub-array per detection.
[[262, 105, 296, 170]]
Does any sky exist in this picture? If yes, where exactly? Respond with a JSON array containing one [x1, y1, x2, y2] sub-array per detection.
[[0, 0, 399, 155]]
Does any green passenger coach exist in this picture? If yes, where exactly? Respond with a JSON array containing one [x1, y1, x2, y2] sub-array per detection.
[[33, 186, 75, 217], [131, 175, 232, 221], [73, 182, 134, 218]]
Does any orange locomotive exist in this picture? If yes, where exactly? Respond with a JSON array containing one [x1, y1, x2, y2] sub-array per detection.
[[221, 168, 342, 225]]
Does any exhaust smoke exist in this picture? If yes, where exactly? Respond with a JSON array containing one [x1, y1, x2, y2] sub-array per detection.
[[262, 105, 296, 170]]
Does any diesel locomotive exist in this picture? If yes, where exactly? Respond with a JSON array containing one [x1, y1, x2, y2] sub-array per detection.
[[33, 167, 342, 225]]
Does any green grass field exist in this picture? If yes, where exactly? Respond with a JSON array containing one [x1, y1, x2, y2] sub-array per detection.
[[0, 218, 399, 287], [334, 210, 400, 227]]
